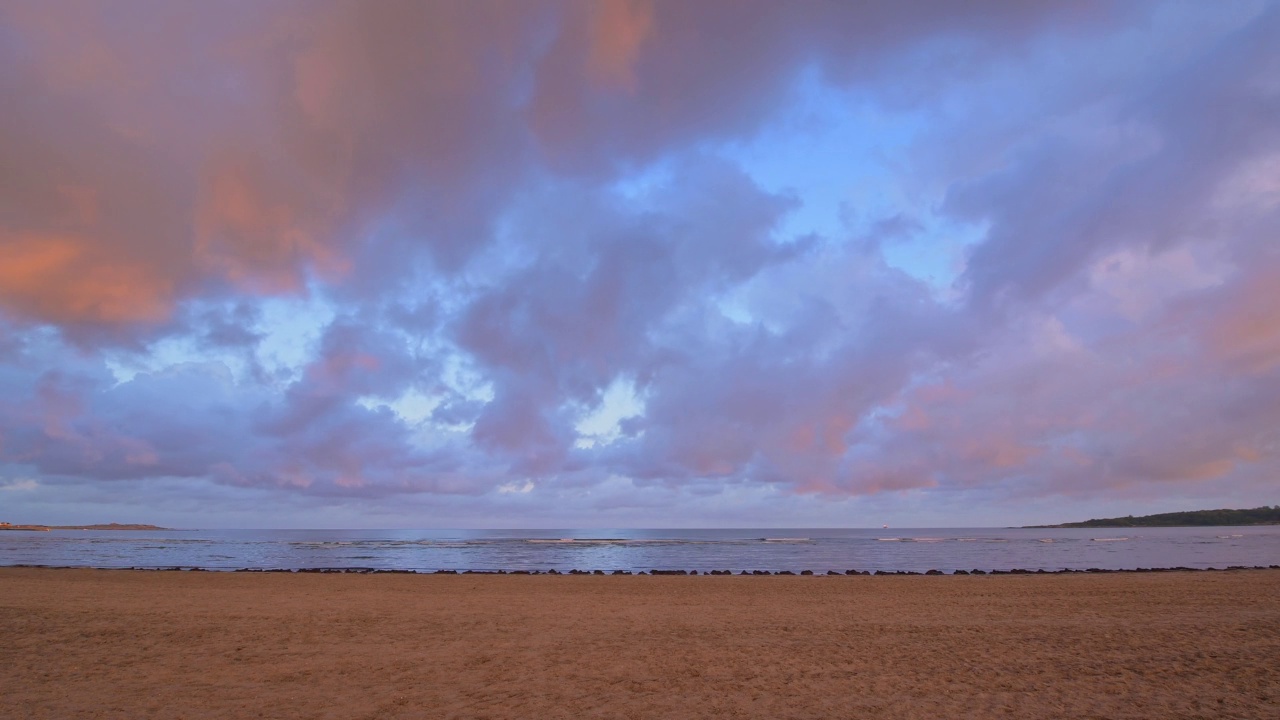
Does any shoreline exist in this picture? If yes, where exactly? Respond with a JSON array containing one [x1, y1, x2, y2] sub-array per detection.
[[0, 524, 170, 531], [3, 567, 1277, 719], [4, 562, 1279, 575]]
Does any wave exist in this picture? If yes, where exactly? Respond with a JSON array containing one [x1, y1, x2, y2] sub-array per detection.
[[78, 537, 217, 545], [520, 538, 735, 547], [274, 537, 742, 549], [877, 536, 1013, 544], [526, 538, 626, 544]]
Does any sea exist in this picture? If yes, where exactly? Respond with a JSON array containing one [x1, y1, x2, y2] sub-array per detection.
[[2, 526, 1278, 573]]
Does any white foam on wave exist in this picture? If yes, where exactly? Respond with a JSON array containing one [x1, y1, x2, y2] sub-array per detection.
[[523, 538, 647, 545], [1092, 537, 1128, 542]]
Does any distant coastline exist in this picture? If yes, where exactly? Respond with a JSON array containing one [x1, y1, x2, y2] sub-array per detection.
[[0, 522, 169, 532], [1027, 506, 1280, 528]]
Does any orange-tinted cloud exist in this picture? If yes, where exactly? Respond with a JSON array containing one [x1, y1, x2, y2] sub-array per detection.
[[195, 153, 348, 294], [1207, 263, 1280, 374], [2, 1, 1278, 521], [587, 0, 653, 92], [0, 234, 173, 324], [0, 1, 544, 333]]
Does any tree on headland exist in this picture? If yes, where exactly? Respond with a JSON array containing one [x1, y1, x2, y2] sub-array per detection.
[[1028, 506, 1280, 528]]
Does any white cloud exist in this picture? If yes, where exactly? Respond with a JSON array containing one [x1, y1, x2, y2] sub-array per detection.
[[574, 376, 645, 449], [0, 478, 38, 492], [496, 480, 535, 494]]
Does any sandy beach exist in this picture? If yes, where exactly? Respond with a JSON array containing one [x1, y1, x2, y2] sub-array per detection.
[[2, 568, 1277, 719]]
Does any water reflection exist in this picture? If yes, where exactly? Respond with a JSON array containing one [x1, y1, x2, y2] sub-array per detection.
[[2, 526, 1278, 573]]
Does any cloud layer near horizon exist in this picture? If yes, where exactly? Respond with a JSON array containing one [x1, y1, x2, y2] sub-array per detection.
[[1, 0, 1277, 526]]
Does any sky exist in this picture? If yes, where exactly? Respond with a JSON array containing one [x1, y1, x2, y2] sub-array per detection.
[[1, 0, 1278, 529]]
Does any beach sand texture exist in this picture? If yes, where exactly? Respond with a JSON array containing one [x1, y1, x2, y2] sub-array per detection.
[[2, 568, 1277, 719]]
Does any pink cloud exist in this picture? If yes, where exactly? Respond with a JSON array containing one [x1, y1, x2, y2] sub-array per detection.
[[1, 1, 1277, 523]]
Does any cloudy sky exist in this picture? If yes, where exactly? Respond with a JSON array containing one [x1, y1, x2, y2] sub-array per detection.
[[1, 1, 1277, 529]]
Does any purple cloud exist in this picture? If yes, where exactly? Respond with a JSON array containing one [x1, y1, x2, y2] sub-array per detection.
[[1, 1, 1277, 526]]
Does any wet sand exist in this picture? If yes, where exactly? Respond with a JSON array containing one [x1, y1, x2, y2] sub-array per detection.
[[2, 568, 1277, 719]]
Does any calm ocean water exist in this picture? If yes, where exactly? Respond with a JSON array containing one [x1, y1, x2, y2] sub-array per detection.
[[2, 526, 1279, 573]]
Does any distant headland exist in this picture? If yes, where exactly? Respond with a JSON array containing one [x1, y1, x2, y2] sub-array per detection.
[[0, 522, 169, 532], [1027, 506, 1280, 528]]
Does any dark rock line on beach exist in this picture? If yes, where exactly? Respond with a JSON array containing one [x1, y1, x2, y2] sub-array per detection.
[[6, 564, 1280, 575]]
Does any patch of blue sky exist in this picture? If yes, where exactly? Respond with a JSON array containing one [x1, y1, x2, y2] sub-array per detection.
[[357, 388, 439, 426], [715, 64, 985, 298], [395, 351, 495, 444], [104, 342, 246, 389], [574, 374, 645, 449], [102, 292, 338, 389], [253, 291, 337, 386], [716, 66, 920, 242], [609, 157, 676, 205], [713, 293, 755, 328], [441, 352, 493, 405], [880, 216, 987, 302], [102, 316, 248, 388]]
